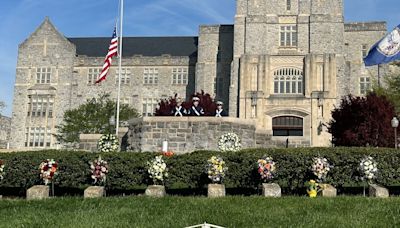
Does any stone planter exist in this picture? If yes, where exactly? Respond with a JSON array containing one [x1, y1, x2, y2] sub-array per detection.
[[369, 184, 389, 198], [145, 185, 166, 197], [26, 185, 49, 200], [208, 184, 226, 198], [261, 183, 281, 197], [320, 184, 337, 197], [84, 186, 106, 198]]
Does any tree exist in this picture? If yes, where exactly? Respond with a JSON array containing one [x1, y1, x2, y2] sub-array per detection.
[[56, 94, 139, 144], [329, 93, 396, 147], [374, 73, 400, 113]]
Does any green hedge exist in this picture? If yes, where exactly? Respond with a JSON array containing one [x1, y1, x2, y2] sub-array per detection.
[[0, 148, 399, 193]]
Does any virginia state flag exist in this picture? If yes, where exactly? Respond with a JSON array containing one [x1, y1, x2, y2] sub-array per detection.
[[364, 24, 400, 66]]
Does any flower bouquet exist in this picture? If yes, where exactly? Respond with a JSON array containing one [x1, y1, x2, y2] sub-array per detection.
[[162, 151, 174, 157], [147, 155, 168, 185], [206, 156, 228, 183], [359, 156, 378, 182], [306, 180, 323, 198], [257, 156, 276, 182], [311, 157, 331, 182], [98, 134, 119, 152], [0, 160, 5, 180], [39, 159, 58, 185], [89, 156, 109, 185], [218, 133, 242, 152]]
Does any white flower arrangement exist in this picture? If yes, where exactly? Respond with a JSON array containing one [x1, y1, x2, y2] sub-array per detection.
[[90, 156, 109, 185], [218, 133, 242, 152], [147, 155, 168, 185], [98, 134, 119, 152], [359, 156, 378, 182], [39, 159, 58, 185], [206, 156, 228, 183], [0, 160, 5, 180], [311, 157, 331, 182]]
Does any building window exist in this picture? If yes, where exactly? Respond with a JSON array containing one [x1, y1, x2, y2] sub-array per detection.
[[172, 68, 188, 85], [88, 68, 101, 85], [273, 116, 303, 136], [25, 127, 52, 147], [27, 95, 54, 118], [362, 44, 369, 58], [142, 98, 158, 116], [114, 97, 131, 106], [36, 68, 51, 84], [273, 68, 303, 94], [143, 68, 159, 85], [280, 25, 297, 47], [116, 68, 131, 85], [286, 0, 291, 10], [360, 76, 371, 95]]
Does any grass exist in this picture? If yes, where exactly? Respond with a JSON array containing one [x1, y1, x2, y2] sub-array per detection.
[[0, 196, 399, 228]]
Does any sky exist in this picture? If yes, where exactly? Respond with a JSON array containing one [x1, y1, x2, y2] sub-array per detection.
[[0, 0, 399, 117]]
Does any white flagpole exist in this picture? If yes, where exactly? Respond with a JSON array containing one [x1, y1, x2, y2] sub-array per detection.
[[116, 0, 123, 137]]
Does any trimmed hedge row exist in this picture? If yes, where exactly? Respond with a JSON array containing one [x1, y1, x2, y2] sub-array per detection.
[[0, 148, 400, 193]]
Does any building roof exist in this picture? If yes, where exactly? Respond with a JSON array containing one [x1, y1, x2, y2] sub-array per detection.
[[67, 36, 198, 58]]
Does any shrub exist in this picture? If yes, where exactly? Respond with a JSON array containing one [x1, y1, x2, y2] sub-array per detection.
[[0, 148, 399, 194]]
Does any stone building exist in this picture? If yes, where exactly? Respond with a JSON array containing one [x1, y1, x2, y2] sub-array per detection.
[[11, 0, 388, 149], [0, 115, 11, 149]]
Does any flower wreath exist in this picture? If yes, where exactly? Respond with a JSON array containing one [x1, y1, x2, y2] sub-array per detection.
[[218, 133, 242, 152], [206, 156, 228, 184], [147, 155, 168, 185], [98, 134, 119, 152], [39, 159, 58, 185], [359, 156, 378, 182], [0, 160, 5, 180], [311, 157, 331, 182]]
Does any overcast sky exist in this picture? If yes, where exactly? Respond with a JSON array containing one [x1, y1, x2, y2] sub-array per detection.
[[0, 0, 398, 117]]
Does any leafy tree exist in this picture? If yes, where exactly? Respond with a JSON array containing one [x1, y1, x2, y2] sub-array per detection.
[[374, 73, 400, 113], [56, 94, 139, 144], [329, 93, 396, 147], [0, 101, 4, 116], [155, 91, 217, 116]]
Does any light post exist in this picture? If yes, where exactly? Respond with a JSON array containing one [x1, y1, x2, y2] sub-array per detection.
[[391, 117, 399, 149]]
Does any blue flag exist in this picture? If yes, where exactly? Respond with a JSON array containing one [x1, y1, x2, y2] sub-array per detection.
[[364, 24, 400, 66]]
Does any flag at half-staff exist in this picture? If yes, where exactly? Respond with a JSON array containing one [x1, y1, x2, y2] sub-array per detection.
[[364, 24, 400, 66], [96, 27, 118, 83]]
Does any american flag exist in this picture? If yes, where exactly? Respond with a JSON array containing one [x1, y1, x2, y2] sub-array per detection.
[[96, 27, 118, 83]]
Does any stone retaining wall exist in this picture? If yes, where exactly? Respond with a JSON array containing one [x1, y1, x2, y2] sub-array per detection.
[[126, 117, 282, 153]]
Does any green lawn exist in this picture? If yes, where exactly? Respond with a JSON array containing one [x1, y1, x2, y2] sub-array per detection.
[[0, 196, 399, 228]]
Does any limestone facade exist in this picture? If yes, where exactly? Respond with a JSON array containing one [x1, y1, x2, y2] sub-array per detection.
[[11, 1, 389, 149], [0, 115, 11, 148]]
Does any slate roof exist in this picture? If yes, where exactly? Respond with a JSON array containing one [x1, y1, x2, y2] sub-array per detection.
[[67, 36, 198, 58]]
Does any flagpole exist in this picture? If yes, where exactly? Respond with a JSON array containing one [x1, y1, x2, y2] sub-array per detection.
[[116, 0, 123, 138]]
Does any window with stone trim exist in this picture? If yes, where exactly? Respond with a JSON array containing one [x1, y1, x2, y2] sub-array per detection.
[[25, 127, 52, 147], [88, 68, 101, 85], [142, 98, 158, 116], [27, 95, 54, 118], [115, 68, 131, 85], [272, 116, 303, 136], [171, 68, 188, 85], [362, 44, 369, 58], [273, 68, 303, 94], [360, 76, 371, 95], [286, 0, 291, 10], [280, 25, 297, 47], [36, 67, 51, 84], [143, 68, 159, 84]]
